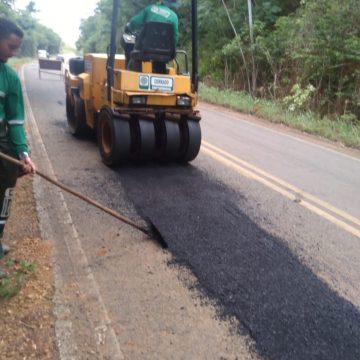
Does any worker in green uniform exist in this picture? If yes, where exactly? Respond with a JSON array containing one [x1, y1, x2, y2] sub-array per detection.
[[125, 0, 180, 72], [0, 18, 36, 278], [126, 0, 179, 44]]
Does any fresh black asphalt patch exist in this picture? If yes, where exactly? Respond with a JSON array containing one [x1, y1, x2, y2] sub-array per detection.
[[117, 164, 360, 360]]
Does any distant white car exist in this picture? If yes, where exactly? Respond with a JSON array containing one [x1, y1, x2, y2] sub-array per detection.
[[38, 49, 49, 58]]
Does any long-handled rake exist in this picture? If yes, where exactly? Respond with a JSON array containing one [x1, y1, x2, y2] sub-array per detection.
[[0, 152, 165, 246]]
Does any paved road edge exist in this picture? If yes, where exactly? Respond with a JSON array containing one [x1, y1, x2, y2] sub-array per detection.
[[21, 64, 125, 360]]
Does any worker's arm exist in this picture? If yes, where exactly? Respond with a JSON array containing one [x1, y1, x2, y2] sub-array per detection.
[[5, 73, 28, 156], [5, 68, 35, 174]]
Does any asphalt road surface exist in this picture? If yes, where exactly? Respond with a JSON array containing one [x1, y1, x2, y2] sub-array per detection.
[[22, 62, 360, 360]]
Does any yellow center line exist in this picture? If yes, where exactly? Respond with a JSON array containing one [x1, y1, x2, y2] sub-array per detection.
[[201, 142, 360, 240], [203, 141, 360, 228]]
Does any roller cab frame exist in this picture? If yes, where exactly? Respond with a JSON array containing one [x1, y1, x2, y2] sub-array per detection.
[[65, 0, 201, 166]]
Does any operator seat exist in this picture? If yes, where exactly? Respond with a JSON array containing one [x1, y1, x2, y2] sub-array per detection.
[[129, 21, 175, 74]]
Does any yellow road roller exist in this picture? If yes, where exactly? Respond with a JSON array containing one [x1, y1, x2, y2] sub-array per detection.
[[64, 0, 201, 166]]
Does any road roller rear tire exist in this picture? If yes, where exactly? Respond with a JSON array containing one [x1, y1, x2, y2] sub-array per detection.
[[178, 119, 201, 163], [130, 118, 156, 162], [67, 93, 88, 137], [98, 109, 131, 166], [69, 57, 85, 75], [66, 93, 75, 127], [155, 118, 181, 162]]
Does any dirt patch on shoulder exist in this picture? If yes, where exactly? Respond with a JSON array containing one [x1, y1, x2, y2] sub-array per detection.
[[0, 175, 58, 359]]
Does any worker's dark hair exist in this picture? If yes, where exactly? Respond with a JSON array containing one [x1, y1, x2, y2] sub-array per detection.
[[0, 18, 24, 40]]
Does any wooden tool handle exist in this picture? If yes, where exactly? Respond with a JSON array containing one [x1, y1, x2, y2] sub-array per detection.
[[0, 152, 148, 234]]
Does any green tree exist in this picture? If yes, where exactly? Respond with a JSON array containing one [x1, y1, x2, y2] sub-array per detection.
[[73, 0, 359, 119], [277, 0, 360, 116], [0, 0, 15, 17], [76, 0, 150, 53]]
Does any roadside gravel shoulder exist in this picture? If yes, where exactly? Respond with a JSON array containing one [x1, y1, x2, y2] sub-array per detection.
[[0, 175, 58, 359]]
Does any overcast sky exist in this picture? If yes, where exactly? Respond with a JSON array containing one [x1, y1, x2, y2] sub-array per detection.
[[15, 0, 99, 46]]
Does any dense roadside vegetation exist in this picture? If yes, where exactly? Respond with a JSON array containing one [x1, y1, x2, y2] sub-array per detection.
[[0, 0, 61, 56], [3, 0, 359, 145], [200, 84, 360, 148], [197, 0, 359, 121], [76, 0, 359, 126]]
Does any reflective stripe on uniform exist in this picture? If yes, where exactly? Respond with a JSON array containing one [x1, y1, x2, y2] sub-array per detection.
[[7, 119, 25, 125]]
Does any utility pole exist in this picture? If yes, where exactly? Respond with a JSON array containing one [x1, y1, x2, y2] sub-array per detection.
[[247, 0, 256, 95], [221, 0, 251, 93], [247, 0, 254, 47]]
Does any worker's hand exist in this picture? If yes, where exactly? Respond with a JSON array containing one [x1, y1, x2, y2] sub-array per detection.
[[18, 153, 36, 177]]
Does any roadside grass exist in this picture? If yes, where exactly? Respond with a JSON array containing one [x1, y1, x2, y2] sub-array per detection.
[[199, 84, 360, 149], [0, 259, 37, 300]]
